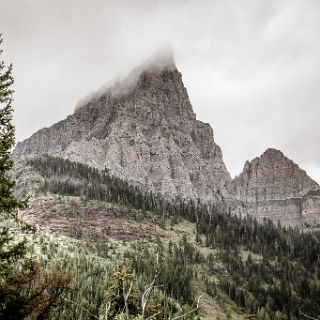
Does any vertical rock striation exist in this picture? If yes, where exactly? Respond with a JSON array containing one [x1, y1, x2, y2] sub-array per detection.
[[231, 148, 320, 228], [12, 51, 320, 228], [12, 52, 231, 203]]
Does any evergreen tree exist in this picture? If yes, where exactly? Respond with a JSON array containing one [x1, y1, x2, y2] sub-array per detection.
[[101, 265, 141, 319], [0, 34, 70, 320]]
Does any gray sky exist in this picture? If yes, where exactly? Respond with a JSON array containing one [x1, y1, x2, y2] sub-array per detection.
[[1, 0, 320, 182]]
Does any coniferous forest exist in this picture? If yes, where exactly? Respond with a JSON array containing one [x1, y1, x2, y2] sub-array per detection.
[[24, 155, 320, 320]]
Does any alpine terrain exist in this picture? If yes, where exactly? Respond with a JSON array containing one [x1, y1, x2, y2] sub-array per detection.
[[12, 51, 320, 228], [8, 51, 320, 320]]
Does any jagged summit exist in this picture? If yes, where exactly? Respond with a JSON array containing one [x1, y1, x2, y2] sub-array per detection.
[[13, 52, 231, 203], [262, 148, 284, 156], [75, 48, 177, 111], [234, 148, 319, 200], [231, 148, 320, 227], [241, 149, 286, 170]]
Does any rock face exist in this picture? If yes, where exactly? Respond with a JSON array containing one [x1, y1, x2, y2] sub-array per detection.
[[12, 51, 320, 228], [13, 52, 231, 203], [231, 148, 320, 228]]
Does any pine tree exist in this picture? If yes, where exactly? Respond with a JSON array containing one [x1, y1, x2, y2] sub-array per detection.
[[101, 265, 141, 319], [0, 34, 70, 320]]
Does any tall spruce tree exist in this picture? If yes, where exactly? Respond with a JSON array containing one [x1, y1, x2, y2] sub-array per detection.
[[0, 34, 70, 320]]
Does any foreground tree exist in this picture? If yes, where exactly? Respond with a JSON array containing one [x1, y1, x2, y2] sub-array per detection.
[[0, 34, 70, 319], [100, 265, 201, 320], [101, 265, 141, 319]]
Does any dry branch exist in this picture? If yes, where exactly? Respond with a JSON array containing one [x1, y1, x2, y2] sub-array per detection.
[[170, 295, 202, 320]]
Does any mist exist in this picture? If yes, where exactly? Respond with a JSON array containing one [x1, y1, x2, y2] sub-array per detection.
[[1, 0, 319, 182]]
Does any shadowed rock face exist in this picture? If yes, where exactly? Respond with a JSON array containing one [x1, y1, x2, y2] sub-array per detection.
[[230, 148, 320, 229], [12, 52, 231, 202]]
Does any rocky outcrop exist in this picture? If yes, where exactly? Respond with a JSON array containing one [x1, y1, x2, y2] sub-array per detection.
[[231, 148, 320, 228], [12, 52, 231, 203]]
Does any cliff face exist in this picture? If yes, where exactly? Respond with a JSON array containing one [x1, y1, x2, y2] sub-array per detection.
[[231, 149, 320, 228], [231, 149, 318, 201], [13, 53, 231, 202], [13, 52, 320, 228]]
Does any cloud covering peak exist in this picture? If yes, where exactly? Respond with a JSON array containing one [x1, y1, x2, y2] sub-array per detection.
[[74, 46, 176, 111], [1, 0, 320, 182]]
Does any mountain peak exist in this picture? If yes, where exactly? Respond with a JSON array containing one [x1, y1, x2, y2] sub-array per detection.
[[12, 50, 231, 203], [231, 146, 320, 226], [75, 48, 177, 111], [238, 147, 318, 189], [262, 148, 284, 157], [119, 47, 178, 95]]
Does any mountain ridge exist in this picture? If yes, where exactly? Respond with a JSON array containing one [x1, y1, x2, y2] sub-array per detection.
[[12, 52, 320, 227]]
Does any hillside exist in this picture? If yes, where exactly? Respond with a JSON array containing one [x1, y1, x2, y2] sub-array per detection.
[[13, 155, 320, 320]]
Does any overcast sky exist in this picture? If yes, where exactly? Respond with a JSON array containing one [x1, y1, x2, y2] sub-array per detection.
[[1, 0, 319, 182]]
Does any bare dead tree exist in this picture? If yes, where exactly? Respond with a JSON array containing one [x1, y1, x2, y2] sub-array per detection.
[[144, 294, 202, 320], [123, 280, 133, 320], [104, 301, 111, 320], [170, 295, 202, 320], [141, 271, 160, 319], [145, 311, 161, 320], [298, 307, 318, 320]]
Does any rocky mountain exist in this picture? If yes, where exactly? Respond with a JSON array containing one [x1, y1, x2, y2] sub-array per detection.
[[8, 52, 320, 320], [231, 148, 320, 228], [12, 52, 231, 203], [12, 51, 320, 227]]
